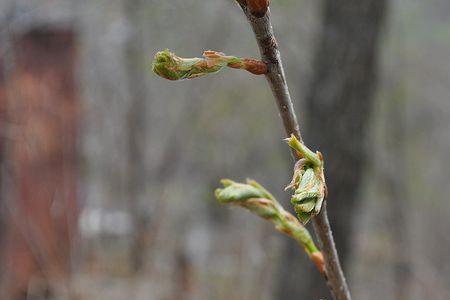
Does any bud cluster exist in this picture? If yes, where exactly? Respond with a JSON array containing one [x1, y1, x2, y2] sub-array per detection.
[[285, 135, 326, 224]]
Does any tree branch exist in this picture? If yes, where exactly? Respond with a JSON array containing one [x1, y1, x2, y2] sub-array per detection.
[[240, 5, 351, 300]]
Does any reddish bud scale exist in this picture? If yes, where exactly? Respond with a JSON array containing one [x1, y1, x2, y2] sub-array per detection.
[[311, 252, 326, 275], [247, 0, 270, 17], [228, 59, 267, 75], [236, 0, 269, 17]]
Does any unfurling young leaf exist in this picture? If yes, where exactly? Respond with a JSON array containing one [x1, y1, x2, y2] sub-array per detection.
[[291, 167, 326, 224], [285, 135, 326, 224]]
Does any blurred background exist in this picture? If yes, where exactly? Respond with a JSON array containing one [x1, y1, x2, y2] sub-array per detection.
[[1, 0, 449, 299]]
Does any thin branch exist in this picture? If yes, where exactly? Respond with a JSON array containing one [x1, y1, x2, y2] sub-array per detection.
[[240, 5, 351, 300], [241, 7, 302, 143], [313, 204, 351, 300]]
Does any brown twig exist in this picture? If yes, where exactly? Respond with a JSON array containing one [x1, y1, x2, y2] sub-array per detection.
[[239, 4, 351, 300]]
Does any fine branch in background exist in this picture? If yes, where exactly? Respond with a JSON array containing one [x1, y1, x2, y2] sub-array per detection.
[[152, 1, 351, 299]]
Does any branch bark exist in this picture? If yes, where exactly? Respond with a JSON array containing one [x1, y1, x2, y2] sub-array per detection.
[[239, 5, 351, 300]]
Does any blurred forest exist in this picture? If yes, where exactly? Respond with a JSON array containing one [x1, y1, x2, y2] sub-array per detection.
[[1, 0, 450, 299]]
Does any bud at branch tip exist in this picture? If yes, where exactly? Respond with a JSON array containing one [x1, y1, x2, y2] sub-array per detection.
[[152, 49, 267, 81], [237, 0, 270, 17]]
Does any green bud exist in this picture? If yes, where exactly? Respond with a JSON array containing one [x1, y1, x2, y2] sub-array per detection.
[[152, 49, 206, 80], [215, 179, 267, 204], [290, 168, 325, 224], [215, 179, 279, 220], [285, 136, 326, 224]]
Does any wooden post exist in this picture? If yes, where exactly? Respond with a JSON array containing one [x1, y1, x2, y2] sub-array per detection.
[[0, 28, 79, 299]]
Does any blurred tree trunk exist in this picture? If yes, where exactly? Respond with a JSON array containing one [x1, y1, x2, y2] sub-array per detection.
[[277, 0, 387, 298], [123, 0, 150, 274], [0, 38, 7, 297], [380, 85, 412, 300]]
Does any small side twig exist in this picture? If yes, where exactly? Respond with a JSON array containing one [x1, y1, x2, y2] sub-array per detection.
[[152, 49, 266, 81], [239, 2, 351, 299], [215, 179, 325, 274]]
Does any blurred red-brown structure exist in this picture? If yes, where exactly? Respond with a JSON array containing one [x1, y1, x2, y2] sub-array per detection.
[[0, 28, 79, 299]]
